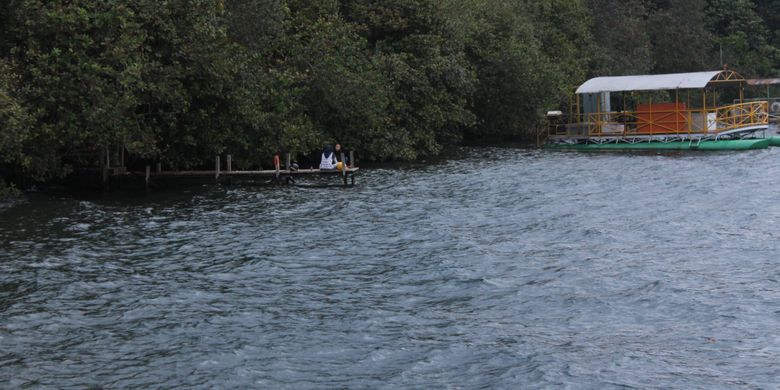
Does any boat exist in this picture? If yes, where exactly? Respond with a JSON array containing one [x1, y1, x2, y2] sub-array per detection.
[[544, 69, 773, 150]]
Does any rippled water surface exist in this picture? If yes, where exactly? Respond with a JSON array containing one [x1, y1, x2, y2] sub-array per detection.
[[3, 147, 780, 388]]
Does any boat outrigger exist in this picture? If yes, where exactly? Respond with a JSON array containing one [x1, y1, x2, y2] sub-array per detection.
[[544, 69, 774, 150]]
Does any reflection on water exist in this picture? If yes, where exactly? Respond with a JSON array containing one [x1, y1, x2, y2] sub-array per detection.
[[2, 147, 780, 388]]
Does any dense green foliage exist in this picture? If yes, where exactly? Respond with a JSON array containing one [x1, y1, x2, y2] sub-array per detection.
[[1, 0, 779, 185]]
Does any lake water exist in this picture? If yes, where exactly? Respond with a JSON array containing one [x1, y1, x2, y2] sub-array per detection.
[[2, 147, 780, 388]]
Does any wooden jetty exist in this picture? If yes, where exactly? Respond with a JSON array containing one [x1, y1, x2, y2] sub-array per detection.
[[104, 151, 359, 189]]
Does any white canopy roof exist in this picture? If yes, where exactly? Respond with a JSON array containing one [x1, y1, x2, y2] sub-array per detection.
[[576, 71, 724, 94]]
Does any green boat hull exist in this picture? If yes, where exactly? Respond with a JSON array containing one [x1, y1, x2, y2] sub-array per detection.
[[546, 139, 770, 151], [768, 136, 780, 146]]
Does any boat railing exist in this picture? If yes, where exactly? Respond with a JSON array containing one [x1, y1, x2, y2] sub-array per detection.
[[710, 101, 769, 131], [549, 101, 768, 138]]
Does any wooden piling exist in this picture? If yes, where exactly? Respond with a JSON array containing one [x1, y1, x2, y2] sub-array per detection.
[[349, 151, 355, 168], [226, 154, 232, 172], [156, 162, 162, 173], [285, 153, 291, 170], [273, 154, 280, 184], [215, 155, 221, 182], [340, 152, 347, 186], [145, 165, 150, 189]]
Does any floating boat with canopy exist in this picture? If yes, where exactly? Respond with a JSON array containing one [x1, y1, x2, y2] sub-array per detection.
[[544, 69, 773, 150]]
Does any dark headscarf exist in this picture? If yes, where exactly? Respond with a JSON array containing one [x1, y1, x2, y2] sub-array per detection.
[[323, 145, 334, 158]]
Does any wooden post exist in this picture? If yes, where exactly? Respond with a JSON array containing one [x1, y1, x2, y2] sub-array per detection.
[[156, 162, 162, 173], [145, 165, 150, 189], [120, 146, 125, 168], [273, 154, 281, 184], [349, 151, 355, 168], [340, 152, 346, 186], [215, 155, 220, 182], [536, 128, 540, 148], [285, 153, 291, 171], [226, 154, 232, 172]]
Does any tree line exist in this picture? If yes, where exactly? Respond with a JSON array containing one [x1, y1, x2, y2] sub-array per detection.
[[1, 0, 778, 188]]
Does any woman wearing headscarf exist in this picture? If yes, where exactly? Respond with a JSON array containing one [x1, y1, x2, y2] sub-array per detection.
[[319, 145, 338, 170]]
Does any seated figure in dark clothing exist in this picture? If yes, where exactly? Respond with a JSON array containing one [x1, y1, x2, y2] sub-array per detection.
[[334, 143, 350, 166]]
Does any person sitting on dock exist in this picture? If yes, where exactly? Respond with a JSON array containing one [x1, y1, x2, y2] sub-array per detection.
[[334, 143, 350, 167], [319, 145, 338, 170]]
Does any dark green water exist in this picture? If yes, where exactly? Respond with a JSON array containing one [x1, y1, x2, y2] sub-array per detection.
[[2, 147, 780, 388]]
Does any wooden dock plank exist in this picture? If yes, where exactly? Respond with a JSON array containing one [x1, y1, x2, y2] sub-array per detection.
[[117, 168, 358, 177]]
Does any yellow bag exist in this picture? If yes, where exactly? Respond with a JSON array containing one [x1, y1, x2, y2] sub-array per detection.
[[336, 161, 344, 171]]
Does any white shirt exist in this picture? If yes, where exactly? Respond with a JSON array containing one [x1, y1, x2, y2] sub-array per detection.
[[319, 152, 337, 169]]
